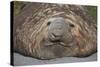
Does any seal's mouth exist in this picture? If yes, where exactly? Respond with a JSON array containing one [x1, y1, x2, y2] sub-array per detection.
[[50, 40, 67, 47], [42, 38, 71, 47]]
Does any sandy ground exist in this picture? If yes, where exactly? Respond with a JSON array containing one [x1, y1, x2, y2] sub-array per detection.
[[14, 53, 97, 66]]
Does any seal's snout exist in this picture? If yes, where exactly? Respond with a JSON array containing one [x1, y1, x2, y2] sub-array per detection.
[[47, 17, 67, 41]]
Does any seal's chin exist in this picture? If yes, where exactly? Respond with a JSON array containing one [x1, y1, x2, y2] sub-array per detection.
[[37, 40, 74, 59], [34, 37, 77, 60]]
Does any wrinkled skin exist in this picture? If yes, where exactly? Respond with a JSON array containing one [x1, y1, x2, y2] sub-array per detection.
[[43, 17, 73, 46], [13, 2, 97, 60], [38, 17, 76, 59]]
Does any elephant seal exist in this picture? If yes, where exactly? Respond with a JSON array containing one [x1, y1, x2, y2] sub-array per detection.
[[13, 2, 97, 59]]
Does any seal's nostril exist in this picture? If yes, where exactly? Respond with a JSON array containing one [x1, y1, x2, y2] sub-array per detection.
[[51, 33, 56, 39], [49, 32, 62, 42], [52, 33, 56, 37], [52, 32, 61, 38]]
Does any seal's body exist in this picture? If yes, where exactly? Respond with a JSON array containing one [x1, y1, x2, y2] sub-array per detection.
[[14, 2, 97, 59]]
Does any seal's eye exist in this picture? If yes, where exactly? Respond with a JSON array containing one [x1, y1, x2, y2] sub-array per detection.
[[70, 23, 75, 27], [47, 21, 51, 26]]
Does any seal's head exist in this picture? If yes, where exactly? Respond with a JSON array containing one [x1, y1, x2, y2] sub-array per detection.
[[44, 17, 74, 46], [37, 17, 77, 59]]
